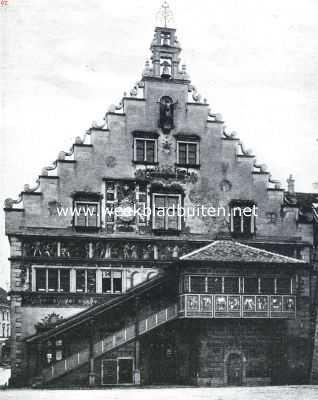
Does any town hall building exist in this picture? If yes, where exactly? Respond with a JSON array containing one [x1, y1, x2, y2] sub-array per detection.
[[4, 6, 318, 387]]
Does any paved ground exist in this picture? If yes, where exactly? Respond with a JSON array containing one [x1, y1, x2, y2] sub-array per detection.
[[0, 386, 318, 400]]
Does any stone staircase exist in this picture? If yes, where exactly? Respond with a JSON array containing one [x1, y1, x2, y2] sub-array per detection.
[[31, 303, 178, 386]]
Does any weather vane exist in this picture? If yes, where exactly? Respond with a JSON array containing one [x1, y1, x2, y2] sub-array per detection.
[[156, 0, 175, 28]]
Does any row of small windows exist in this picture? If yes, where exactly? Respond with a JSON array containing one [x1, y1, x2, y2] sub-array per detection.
[[182, 275, 293, 295], [35, 268, 123, 294], [133, 138, 199, 166]]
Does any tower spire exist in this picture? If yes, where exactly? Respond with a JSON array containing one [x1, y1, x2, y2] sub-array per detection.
[[156, 0, 175, 28]]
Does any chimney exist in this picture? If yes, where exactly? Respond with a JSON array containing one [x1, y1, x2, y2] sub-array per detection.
[[287, 174, 295, 193]]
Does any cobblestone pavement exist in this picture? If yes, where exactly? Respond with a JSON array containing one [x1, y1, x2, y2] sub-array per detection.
[[0, 386, 318, 400]]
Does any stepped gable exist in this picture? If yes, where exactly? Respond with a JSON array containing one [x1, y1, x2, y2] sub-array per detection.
[[180, 240, 307, 264]]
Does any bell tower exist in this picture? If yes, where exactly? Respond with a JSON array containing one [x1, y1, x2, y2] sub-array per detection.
[[143, 1, 189, 81]]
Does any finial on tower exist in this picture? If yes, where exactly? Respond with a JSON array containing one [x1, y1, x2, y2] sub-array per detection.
[[156, 0, 175, 28]]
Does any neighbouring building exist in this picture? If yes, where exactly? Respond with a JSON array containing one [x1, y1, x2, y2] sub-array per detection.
[[0, 288, 10, 363], [4, 8, 318, 388]]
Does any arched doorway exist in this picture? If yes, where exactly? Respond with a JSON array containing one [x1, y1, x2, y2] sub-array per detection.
[[224, 351, 246, 386]]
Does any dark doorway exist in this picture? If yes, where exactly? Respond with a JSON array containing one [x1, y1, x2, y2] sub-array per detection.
[[118, 358, 134, 384], [227, 353, 243, 385]]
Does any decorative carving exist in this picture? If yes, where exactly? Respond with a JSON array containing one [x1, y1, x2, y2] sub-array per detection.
[[4, 196, 22, 208], [105, 156, 116, 168], [47, 200, 62, 216], [162, 137, 172, 154], [159, 96, 175, 133], [35, 312, 64, 333], [220, 179, 232, 193], [135, 166, 198, 184], [188, 85, 202, 103], [23, 240, 58, 257]]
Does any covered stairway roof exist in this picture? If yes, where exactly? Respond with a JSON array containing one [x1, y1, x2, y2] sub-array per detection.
[[26, 273, 171, 344], [180, 240, 307, 264]]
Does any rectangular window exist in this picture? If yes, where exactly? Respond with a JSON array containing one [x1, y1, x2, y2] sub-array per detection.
[[153, 194, 181, 231], [177, 142, 199, 166], [244, 277, 259, 294], [190, 276, 205, 293], [48, 269, 58, 292], [134, 139, 157, 163], [74, 202, 99, 228], [276, 278, 291, 295], [207, 276, 222, 293], [102, 270, 123, 294], [60, 269, 70, 292], [230, 202, 256, 237], [35, 268, 71, 293], [87, 270, 97, 293], [224, 277, 239, 294], [36, 269, 46, 292], [261, 277, 274, 294], [76, 270, 86, 293]]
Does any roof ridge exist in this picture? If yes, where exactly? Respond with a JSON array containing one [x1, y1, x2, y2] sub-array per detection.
[[232, 240, 306, 263], [181, 239, 306, 263]]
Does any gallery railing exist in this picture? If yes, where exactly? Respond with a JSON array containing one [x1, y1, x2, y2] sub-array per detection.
[[37, 303, 178, 384], [179, 293, 296, 319]]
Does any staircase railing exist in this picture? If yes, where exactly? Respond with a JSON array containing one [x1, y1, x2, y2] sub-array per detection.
[[37, 303, 178, 383]]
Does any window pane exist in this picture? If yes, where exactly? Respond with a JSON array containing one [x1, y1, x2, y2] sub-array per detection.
[[232, 207, 242, 233], [224, 277, 239, 294], [190, 276, 205, 293], [102, 270, 111, 293], [87, 270, 96, 293], [36, 269, 46, 291], [75, 203, 87, 226], [154, 196, 165, 208], [60, 269, 70, 292], [76, 270, 86, 292], [178, 143, 187, 164], [136, 140, 145, 162], [207, 277, 222, 293], [87, 204, 98, 227], [188, 144, 197, 165], [167, 215, 178, 230], [261, 277, 274, 294], [244, 277, 258, 294], [277, 278, 290, 295], [146, 141, 155, 162], [113, 271, 122, 293], [48, 269, 58, 292], [242, 214, 252, 234], [166, 196, 179, 208]]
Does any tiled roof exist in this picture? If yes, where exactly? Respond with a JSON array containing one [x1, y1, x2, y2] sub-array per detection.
[[180, 240, 306, 264]]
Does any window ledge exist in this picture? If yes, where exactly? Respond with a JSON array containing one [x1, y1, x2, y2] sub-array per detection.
[[175, 163, 201, 170], [153, 228, 181, 236], [73, 226, 101, 233], [133, 160, 159, 166]]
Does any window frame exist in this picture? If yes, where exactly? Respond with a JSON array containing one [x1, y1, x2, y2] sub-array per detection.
[[229, 201, 256, 237], [176, 140, 200, 167], [73, 200, 100, 229], [133, 137, 158, 164], [35, 267, 71, 293], [152, 193, 182, 232], [101, 270, 123, 294]]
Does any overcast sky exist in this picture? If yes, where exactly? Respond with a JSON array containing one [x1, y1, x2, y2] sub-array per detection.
[[1, 0, 318, 288]]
